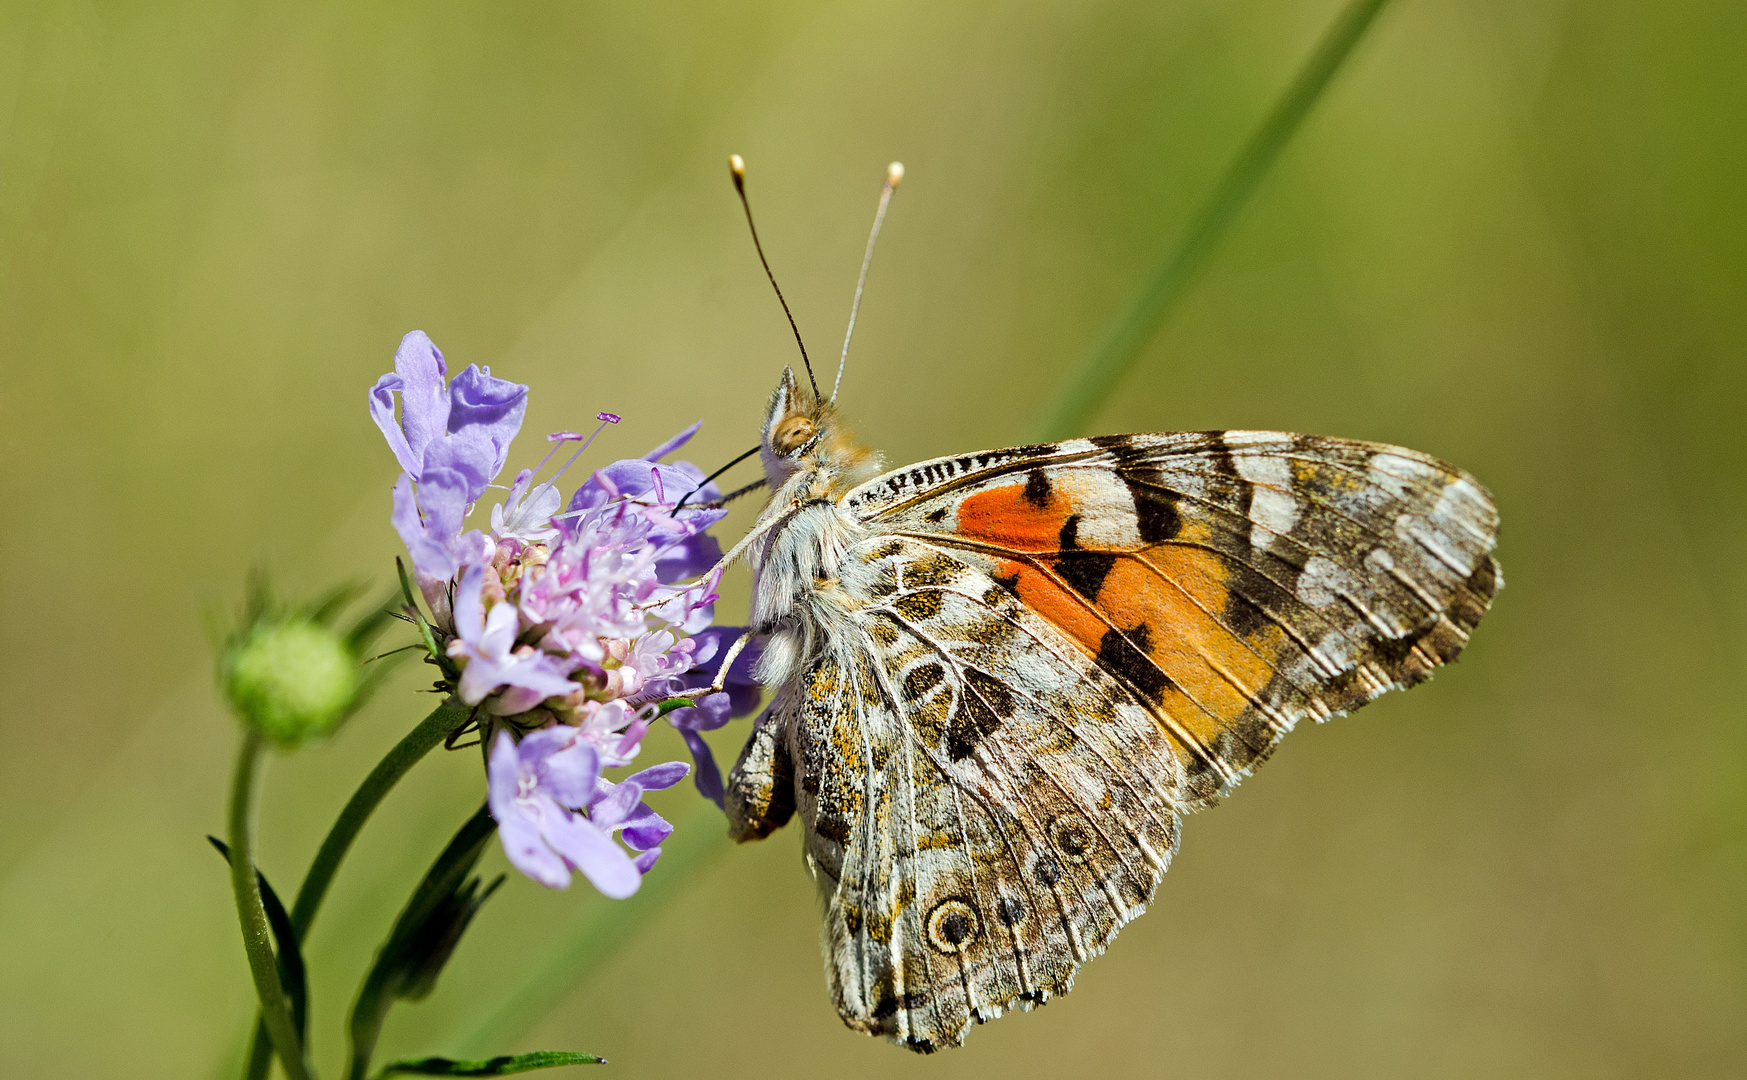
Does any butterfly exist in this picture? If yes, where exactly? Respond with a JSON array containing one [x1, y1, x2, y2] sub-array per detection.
[[696, 159, 1501, 1053]]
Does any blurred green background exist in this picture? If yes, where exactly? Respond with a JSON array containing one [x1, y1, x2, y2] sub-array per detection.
[[2, 0, 1744, 1076]]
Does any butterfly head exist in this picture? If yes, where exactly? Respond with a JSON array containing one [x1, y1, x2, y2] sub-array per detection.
[[761, 366, 882, 497]]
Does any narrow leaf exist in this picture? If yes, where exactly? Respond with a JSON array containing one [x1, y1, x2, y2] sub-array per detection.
[[348, 805, 501, 1080], [373, 1051, 605, 1077], [306, 579, 369, 626], [347, 589, 407, 654], [208, 836, 309, 1041]]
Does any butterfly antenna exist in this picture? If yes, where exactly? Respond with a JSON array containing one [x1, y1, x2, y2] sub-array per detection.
[[675, 443, 761, 509], [729, 154, 820, 402], [833, 161, 904, 403]]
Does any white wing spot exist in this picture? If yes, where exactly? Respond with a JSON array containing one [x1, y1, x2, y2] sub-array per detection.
[[1233, 453, 1298, 552], [1297, 554, 1344, 608]]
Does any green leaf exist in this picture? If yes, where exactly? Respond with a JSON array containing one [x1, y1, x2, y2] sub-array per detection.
[[374, 1052, 604, 1077], [305, 579, 369, 626], [346, 588, 406, 655], [348, 805, 502, 1079], [207, 836, 309, 1042]]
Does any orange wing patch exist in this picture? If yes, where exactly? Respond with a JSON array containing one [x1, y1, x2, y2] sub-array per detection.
[[954, 469, 1291, 788]]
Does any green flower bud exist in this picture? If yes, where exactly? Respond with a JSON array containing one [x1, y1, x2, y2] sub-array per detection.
[[223, 617, 360, 745]]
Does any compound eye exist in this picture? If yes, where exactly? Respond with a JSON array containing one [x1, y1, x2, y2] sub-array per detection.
[[771, 415, 816, 455]]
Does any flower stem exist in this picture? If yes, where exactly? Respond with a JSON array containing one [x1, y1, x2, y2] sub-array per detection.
[[240, 695, 474, 1080], [1033, 0, 1394, 442], [289, 695, 474, 935], [229, 729, 313, 1080]]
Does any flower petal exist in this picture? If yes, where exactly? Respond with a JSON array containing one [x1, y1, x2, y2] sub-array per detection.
[[531, 732, 602, 808], [498, 808, 573, 889], [446, 363, 528, 480], [619, 803, 674, 851], [391, 473, 457, 580], [677, 728, 724, 808], [391, 331, 452, 469], [539, 809, 641, 899], [423, 430, 501, 505], [588, 778, 644, 830], [626, 759, 690, 792], [486, 731, 522, 820], [642, 420, 702, 462], [633, 848, 662, 874], [488, 733, 575, 890], [369, 373, 418, 474]]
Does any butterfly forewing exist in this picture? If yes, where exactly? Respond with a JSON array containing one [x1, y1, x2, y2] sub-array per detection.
[[844, 430, 1501, 806]]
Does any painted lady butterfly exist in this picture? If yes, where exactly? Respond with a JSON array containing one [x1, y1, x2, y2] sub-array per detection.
[[703, 160, 1501, 1053]]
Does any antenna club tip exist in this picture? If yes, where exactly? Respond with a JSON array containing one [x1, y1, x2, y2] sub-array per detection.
[[729, 153, 747, 188], [886, 161, 905, 188]]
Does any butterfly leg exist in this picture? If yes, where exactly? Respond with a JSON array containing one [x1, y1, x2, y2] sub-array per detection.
[[636, 499, 800, 613], [670, 628, 756, 702]]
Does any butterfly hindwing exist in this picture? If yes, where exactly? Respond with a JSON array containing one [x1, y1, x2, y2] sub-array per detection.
[[844, 430, 1501, 805], [726, 536, 1186, 1050]]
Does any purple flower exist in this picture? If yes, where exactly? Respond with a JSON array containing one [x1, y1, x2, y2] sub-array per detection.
[[370, 331, 755, 893], [565, 457, 726, 585], [488, 729, 688, 895]]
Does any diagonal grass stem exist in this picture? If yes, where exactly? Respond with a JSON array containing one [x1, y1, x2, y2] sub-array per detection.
[[1034, 0, 1394, 442]]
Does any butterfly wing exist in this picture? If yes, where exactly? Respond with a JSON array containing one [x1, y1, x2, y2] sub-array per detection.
[[727, 536, 1186, 1051], [841, 430, 1501, 805], [725, 429, 1500, 1050]]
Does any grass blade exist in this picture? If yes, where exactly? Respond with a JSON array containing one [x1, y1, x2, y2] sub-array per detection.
[[1035, 0, 1394, 441]]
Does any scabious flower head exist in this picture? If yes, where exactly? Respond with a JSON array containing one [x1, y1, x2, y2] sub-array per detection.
[[371, 331, 759, 895]]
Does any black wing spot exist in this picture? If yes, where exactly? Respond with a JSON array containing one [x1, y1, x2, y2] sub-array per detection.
[[871, 975, 899, 1019], [813, 815, 851, 844], [924, 507, 947, 523], [1055, 514, 1116, 600], [1122, 467, 1183, 543], [1024, 469, 1052, 507], [902, 661, 946, 700], [1098, 623, 1172, 703], [926, 899, 979, 953], [1050, 816, 1093, 862], [1371, 616, 1444, 674], [1034, 855, 1062, 886], [1090, 433, 1151, 463], [1059, 513, 1083, 549], [947, 671, 1011, 760], [1221, 568, 1277, 639]]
